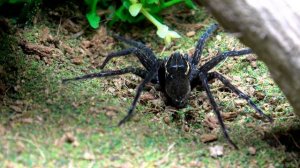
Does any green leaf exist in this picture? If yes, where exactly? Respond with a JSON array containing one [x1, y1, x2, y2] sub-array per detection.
[[84, 0, 94, 6], [86, 12, 100, 29], [146, 0, 159, 4], [7, 0, 29, 3], [184, 0, 196, 9], [129, 3, 142, 17]]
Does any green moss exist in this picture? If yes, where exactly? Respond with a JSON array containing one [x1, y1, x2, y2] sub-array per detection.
[[0, 5, 299, 168]]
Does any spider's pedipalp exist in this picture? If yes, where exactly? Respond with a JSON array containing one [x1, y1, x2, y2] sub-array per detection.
[[199, 72, 239, 149], [192, 24, 219, 66], [200, 49, 252, 73], [208, 72, 273, 122]]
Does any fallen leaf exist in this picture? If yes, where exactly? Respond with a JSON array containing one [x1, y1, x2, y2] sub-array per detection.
[[42, 108, 50, 113], [105, 111, 117, 118], [254, 91, 265, 100], [140, 92, 156, 102], [16, 141, 25, 154], [149, 99, 164, 107], [20, 118, 33, 124], [4, 161, 19, 168], [9, 105, 22, 113], [245, 55, 257, 62], [39, 27, 50, 42], [71, 57, 83, 65], [234, 99, 245, 106], [200, 133, 218, 143], [188, 161, 203, 167], [186, 31, 196, 37], [107, 87, 116, 93], [209, 145, 224, 157], [19, 40, 61, 59], [61, 43, 74, 55], [222, 112, 239, 121], [0, 124, 6, 135], [103, 106, 119, 112], [203, 114, 219, 130], [81, 40, 92, 48]]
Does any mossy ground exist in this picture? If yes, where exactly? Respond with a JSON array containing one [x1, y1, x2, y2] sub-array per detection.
[[0, 2, 299, 167]]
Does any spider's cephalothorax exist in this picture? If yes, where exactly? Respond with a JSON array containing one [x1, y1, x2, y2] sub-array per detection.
[[63, 24, 273, 149], [163, 52, 191, 108]]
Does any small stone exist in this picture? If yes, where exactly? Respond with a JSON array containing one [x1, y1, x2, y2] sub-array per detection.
[[163, 116, 171, 125], [209, 145, 224, 157], [250, 61, 257, 68], [248, 146, 256, 155], [83, 151, 95, 160], [184, 125, 190, 132]]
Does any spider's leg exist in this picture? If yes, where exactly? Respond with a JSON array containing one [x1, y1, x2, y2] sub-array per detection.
[[99, 48, 137, 69], [62, 67, 147, 83], [113, 34, 150, 51], [113, 35, 158, 69], [200, 49, 252, 72], [102, 35, 159, 71], [199, 72, 238, 149], [118, 64, 161, 126], [208, 72, 273, 122], [192, 24, 219, 65]]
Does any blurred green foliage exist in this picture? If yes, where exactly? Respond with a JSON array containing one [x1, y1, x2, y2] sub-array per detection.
[[0, 0, 196, 42]]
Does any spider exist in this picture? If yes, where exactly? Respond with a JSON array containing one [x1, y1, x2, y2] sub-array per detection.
[[63, 24, 273, 149]]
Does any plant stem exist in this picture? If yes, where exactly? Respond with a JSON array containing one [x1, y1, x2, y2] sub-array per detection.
[[140, 8, 163, 28], [161, 0, 183, 9]]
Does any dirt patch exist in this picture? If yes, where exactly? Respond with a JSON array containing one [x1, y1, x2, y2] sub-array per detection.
[[264, 127, 300, 153]]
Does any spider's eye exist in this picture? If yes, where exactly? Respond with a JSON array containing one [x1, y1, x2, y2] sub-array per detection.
[[165, 52, 190, 76]]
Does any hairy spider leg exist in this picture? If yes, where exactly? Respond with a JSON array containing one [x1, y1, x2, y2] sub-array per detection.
[[200, 49, 252, 72], [199, 72, 239, 149], [192, 24, 219, 66], [207, 72, 273, 122], [62, 67, 147, 83], [118, 64, 161, 126], [99, 48, 137, 69], [99, 47, 158, 72], [109, 35, 158, 71]]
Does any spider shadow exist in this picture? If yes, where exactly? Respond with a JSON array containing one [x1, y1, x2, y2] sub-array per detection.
[[264, 125, 300, 153]]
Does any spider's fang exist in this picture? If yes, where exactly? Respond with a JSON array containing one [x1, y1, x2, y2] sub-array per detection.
[[185, 60, 190, 75]]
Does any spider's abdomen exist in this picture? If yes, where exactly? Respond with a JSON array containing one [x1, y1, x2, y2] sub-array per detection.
[[165, 76, 191, 108]]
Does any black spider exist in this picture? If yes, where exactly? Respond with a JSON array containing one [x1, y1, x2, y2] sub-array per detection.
[[63, 24, 273, 149]]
